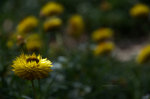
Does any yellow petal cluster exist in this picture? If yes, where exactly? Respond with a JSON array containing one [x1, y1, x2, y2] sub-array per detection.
[[136, 45, 150, 64], [92, 28, 113, 42], [67, 15, 84, 38], [7, 40, 14, 48], [26, 34, 43, 51], [43, 17, 62, 31], [130, 3, 150, 17], [12, 53, 53, 80], [17, 16, 38, 33], [40, 2, 64, 17], [94, 42, 114, 56]]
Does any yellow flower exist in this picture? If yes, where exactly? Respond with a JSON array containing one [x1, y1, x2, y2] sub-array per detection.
[[130, 3, 150, 17], [92, 28, 113, 42], [94, 42, 115, 56], [6, 33, 26, 48], [26, 33, 43, 51], [12, 53, 53, 80], [17, 16, 38, 33], [43, 17, 62, 31], [6, 33, 18, 48], [136, 45, 150, 64], [7, 40, 14, 48], [40, 2, 64, 17], [67, 15, 84, 38]]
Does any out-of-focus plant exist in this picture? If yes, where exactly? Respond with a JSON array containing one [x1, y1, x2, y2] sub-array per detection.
[[6, 33, 25, 48], [25, 33, 43, 51], [136, 45, 150, 64], [92, 28, 113, 43], [93, 42, 115, 56], [43, 17, 62, 32], [66, 15, 84, 38], [17, 16, 38, 34], [130, 3, 150, 18], [40, 2, 64, 17]]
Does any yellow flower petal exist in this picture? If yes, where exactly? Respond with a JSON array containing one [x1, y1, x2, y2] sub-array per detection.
[[12, 53, 53, 80], [43, 17, 62, 31], [26, 33, 43, 51], [130, 3, 150, 18], [40, 2, 64, 17], [17, 16, 38, 33], [94, 42, 115, 56], [92, 28, 113, 42], [136, 45, 150, 64], [67, 15, 84, 38]]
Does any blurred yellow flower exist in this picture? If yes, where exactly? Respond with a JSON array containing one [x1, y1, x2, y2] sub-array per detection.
[[7, 40, 14, 48], [12, 53, 53, 80], [40, 2, 64, 17], [67, 15, 84, 38], [136, 45, 150, 64], [92, 28, 113, 42], [17, 16, 38, 33], [26, 34, 43, 51], [43, 17, 62, 31], [6, 33, 23, 48], [94, 42, 115, 56], [130, 3, 150, 17], [6, 33, 17, 48]]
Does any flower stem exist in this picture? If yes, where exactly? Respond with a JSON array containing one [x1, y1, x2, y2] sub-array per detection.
[[38, 79, 41, 91], [38, 79, 41, 99], [31, 80, 37, 99]]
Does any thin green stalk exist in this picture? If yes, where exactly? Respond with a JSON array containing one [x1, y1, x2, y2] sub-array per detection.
[[38, 79, 41, 99], [31, 80, 37, 99]]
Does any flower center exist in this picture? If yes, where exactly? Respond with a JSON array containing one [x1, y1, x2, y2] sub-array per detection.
[[26, 57, 39, 63]]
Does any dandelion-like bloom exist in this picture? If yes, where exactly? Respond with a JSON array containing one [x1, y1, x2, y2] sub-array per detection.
[[67, 15, 84, 38], [12, 53, 53, 80], [94, 42, 115, 56], [92, 28, 113, 42], [40, 2, 64, 17], [26, 33, 43, 51], [17, 16, 38, 33], [43, 17, 62, 31], [130, 3, 150, 18], [136, 45, 150, 64]]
